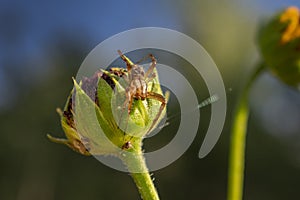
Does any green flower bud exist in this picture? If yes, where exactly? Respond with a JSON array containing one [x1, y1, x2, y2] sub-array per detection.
[[258, 6, 300, 87], [48, 53, 168, 156]]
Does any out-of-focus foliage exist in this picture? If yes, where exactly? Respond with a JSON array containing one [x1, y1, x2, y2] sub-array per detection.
[[258, 6, 300, 87]]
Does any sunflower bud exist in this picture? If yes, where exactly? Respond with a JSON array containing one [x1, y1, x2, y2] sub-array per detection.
[[48, 55, 167, 156], [258, 6, 300, 87]]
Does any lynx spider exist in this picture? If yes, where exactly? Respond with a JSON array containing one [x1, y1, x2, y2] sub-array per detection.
[[116, 50, 168, 148]]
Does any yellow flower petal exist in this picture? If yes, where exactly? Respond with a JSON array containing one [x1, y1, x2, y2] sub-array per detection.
[[280, 6, 300, 44]]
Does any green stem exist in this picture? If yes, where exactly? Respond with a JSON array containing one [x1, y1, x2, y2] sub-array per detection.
[[121, 145, 159, 200], [227, 64, 264, 200]]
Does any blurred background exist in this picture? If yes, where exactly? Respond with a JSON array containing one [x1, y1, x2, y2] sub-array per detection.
[[1, 0, 300, 199]]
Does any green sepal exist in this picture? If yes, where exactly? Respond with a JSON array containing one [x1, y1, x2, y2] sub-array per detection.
[[47, 100, 91, 155], [72, 78, 121, 155]]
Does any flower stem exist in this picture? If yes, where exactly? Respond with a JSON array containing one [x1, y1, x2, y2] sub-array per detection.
[[227, 64, 264, 200], [121, 145, 160, 200]]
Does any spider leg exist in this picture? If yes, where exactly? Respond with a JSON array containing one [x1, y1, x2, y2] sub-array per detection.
[[146, 91, 168, 133], [144, 54, 157, 79], [135, 53, 155, 64], [118, 50, 133, 71]]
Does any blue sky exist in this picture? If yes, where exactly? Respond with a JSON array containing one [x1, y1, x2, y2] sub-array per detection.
[[0, 0, 300, 110]]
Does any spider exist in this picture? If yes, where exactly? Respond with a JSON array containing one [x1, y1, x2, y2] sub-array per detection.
[[117, 50, 168, 136]]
